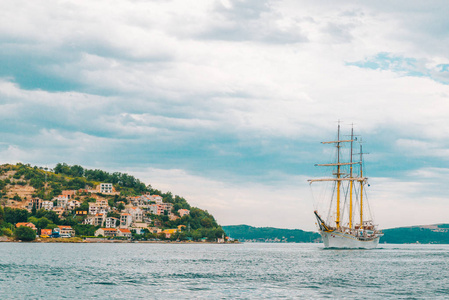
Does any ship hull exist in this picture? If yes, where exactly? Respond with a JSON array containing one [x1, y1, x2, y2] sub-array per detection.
[[320, 231, 380, 249]]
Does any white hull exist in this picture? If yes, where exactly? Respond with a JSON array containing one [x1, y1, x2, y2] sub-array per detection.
[[320, 231, 381, 249]]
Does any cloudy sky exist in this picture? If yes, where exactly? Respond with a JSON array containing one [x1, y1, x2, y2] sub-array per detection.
[[1, 0, 449, 230]]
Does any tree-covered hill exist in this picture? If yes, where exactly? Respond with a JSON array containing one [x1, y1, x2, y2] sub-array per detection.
[[381, 224, 449, 244], [0, 163, 226, 242], [223, 224, 449, 244], [223, 225, 321, 243]]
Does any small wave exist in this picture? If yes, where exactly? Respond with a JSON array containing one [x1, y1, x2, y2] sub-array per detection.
[[92, 282, 117, 285]]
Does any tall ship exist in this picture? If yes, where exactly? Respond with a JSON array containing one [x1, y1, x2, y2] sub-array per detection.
[[308, 124, 383, 249]]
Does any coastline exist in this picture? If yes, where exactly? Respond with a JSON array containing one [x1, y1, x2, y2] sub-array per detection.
[[0, 236, 239, 244]]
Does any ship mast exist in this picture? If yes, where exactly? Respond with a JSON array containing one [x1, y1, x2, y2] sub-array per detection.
[[359, 143, 364, 230], [336, 124, 341, 228], [349, 125, 354, 229]]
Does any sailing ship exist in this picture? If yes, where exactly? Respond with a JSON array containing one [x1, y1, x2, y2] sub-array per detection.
[[308, 124, 383, 249]]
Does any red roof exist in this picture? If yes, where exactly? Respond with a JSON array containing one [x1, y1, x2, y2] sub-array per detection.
[[58, 226, 72, 229], [101, 228, 117, 231], [119, 229, 131, 233], [16, 222, 35, 228]]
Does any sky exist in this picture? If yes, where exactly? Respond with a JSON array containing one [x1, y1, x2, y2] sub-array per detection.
[[1, 0, 449, 230]]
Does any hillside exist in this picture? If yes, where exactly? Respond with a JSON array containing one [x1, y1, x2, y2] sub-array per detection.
[[381, 224, 449, 244], [223, 225, 321, 243], [0, 163, 226, 242], [224, 224, 449, 244]]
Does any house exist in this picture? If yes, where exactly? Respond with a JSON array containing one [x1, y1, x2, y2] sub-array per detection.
[[89, 198, 110, 215], [84, 213, 106, 226], [40, 229, 52, 236], [127, 207, 143, 222], [99, 183, 113, 193], [15, 222, 37, 231], [178, 209, 190, 217], [67, 200, 81, 210], [41, 201, 54, 211], [88, 202, 99, 215], [62, 190, 77, 199], [120, 213, 133, 228], [52, 207, 65, 218], [95, 228, 117, 237], [161, 228, 178, 238], [117, 228, 132, 238], [55, 195, 69, 208], [148, 204, 163, 215], [58, 225, 75, 237], [151, 195, 163, 204], [105, 217, 119, 228], [26, 198, 43, 211], [31, 198, 43, 210], [160, 203, 173, 215]]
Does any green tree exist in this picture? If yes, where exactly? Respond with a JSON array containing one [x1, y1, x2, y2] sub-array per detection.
[[1, 228, 13, 237], [117, 202, 125, 211], [15, 226, 36, 241]]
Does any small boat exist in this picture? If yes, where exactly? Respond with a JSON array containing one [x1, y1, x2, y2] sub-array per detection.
[[308, 123, 383, 249]]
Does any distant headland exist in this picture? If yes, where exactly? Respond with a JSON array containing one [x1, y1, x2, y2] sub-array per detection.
[[223, 224, 449, 244]]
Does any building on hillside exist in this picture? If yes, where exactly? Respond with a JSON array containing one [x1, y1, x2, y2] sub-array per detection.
[[55, 195, 69, 208], [52, 207, 65, 218], [99, 183, 113, 193], [117, 228, 132, 238], [151, 195, 163, 204], [84, 213, 106, 226], [148, 204, 162, 215], [95, 228, 117, 237], [15, 222, 37, 231], [41, 201, 54, 211], [26, 198, 43, 211], [160, 203, 173, 215], [120, 213, 133, 228], [105, 217, 119, 228], [178, 209, 190, 218], [89, 200, 109, 215], [127, 207, 143, 222], [67, 200, 81, 210], [62, 190, 77, 199], [32, 198, 43, 210], [58, 225, 75, 237]]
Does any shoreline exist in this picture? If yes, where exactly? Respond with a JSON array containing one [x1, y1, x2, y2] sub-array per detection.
[[0, 236, 240, 244]]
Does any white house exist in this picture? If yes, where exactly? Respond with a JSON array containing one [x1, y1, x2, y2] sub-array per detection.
[[95, 228, 117, 237], [100, 183, 113, 193], [105, 217, 119, 228], [41, 201, 54, 211], [127, 207, 143, 222], [67, 200, 81, 210], [55, 195, 69, 208], [120, 213, 133, 228], [117, 228, 132, 238]]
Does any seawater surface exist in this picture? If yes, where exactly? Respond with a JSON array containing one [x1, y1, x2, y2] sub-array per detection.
[[1, 243, 448, 299]]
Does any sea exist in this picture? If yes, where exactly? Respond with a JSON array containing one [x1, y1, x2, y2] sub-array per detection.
[[1, 242, 448, 299]]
